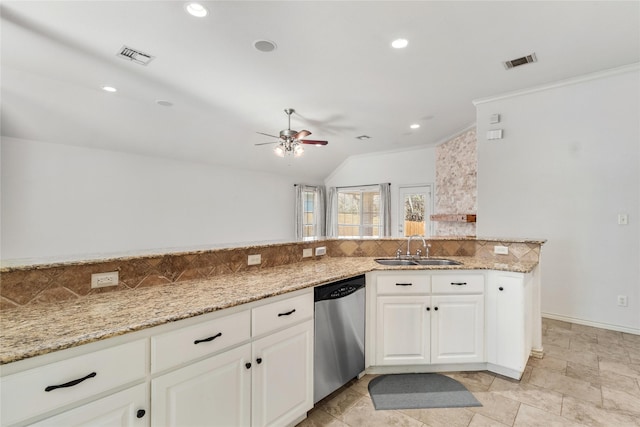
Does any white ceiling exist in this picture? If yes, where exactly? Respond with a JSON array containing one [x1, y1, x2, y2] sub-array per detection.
[[2, 1, 639, 180]]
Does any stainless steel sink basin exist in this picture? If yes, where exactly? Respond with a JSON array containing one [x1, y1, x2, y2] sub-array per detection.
[[413, 258, 462, 266], [374, 258, 418, 266], [374, 258, 462, 266]]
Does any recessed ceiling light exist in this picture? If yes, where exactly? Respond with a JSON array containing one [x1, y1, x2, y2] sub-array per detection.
[[254, 40, 277, 53], [391, 38, 408, 49], [185, 2, 208, 18], [410, 124, 420, 129], [102, 86, 117, 92]]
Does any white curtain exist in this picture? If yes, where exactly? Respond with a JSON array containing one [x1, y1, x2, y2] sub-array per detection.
[[316, 185, 326, 238], [379, 183, 392, 237], [294, 184, 304, 240], [325, 187, 338, 237]]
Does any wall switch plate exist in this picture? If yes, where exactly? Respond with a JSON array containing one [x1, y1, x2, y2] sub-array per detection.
[[618, 213, 629, 225], [486, 129, 503, 140], [247, 254, 261, 265], [302, 248, 313, 258], [617, 295, 628, 307], [315, 246, 327, 256], [91, 271, 119, 289], [494, 245, 509, 255]]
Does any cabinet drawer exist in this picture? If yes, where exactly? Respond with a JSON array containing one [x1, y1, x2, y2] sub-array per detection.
[[1, 339, 146, 426], [252, 292, 314, 337], [151, 309, 250, 373], [432, 274, 484, 293], [377, 275, 430, 294]]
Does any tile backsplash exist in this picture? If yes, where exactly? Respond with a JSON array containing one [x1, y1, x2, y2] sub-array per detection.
[[0, 238, 541, 310]]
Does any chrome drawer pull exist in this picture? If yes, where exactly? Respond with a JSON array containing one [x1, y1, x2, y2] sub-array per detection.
[[278, 309, 296, 317], [45, 372, 96, 392], [194, 332, 222, 345], [451, 282, 467, 286]]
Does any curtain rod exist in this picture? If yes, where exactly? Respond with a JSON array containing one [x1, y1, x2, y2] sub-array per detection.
[[336, 183, 391, 189]]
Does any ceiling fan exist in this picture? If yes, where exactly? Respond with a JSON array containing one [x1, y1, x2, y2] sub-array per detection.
[[256, 108, 328, 157]]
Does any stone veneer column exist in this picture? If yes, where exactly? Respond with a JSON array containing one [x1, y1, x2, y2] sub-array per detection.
[[434, 128, 477, 236]]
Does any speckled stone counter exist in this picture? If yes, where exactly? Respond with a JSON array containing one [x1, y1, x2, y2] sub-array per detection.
[[0, 256, 538, 365]]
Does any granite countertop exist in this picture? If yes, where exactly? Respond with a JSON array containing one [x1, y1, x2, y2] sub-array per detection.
[[0, 256, 538, 365]]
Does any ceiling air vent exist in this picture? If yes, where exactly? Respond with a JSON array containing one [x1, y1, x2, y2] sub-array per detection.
[[117, 45, 155, 66], [503, 52, 537, 70]]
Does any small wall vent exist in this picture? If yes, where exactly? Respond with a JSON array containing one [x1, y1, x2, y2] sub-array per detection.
[[503, 53, 537, 69], [117, 46, 155, 66]]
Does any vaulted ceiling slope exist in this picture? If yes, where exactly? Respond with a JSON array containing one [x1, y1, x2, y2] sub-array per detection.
[[1, 1, 638, 180]]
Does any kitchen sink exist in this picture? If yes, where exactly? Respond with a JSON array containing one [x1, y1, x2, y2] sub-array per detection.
[[374, 258, 462, 266], [374, 258, 418, 266], [413, 258, 462, 266]]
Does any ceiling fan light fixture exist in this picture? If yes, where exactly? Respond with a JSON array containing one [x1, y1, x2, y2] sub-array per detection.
[[274, 145, 285, 157], [185, 2, 208, 17], [294, 145, 304, 157]]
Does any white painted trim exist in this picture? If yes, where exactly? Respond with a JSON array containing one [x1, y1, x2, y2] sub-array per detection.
[[542, 313, 640, 336], [473, 62, 640, 105]]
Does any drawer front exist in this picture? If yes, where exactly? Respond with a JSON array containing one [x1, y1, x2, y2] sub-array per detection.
[[1, 339, 146, 426], [377, 274, 430, 295], [432, 274, 484, 293], [151, 309, 250, 373], [252, 292, 314, 337]]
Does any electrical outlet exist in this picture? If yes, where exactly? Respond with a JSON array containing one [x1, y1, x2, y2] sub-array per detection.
[[247, 254, 261, 265], [315, 246, 326, 256], [617, 295, 628, 307], [302, 248, 313, 258], [618, 213, 629, 225], [494, 245, 509, 255], [91, 271, 119, 289]]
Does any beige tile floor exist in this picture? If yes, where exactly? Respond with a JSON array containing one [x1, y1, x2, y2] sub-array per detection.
[[298, 318, 640, 427]]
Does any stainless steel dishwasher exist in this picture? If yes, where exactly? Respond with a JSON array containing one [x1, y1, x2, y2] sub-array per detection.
[[314, 275, 365, 403]]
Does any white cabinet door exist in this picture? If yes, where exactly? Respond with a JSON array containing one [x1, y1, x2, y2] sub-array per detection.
[[487, 272, 530, 378], [251, 320, 313, 427], [151, 344, 251, 427], [30, 383, 148, 427], [376, 296, 430, 365], [431, 294, 484, 364]]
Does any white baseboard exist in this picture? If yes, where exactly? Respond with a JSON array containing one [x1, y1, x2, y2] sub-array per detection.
[[542, 312, 640, 335]]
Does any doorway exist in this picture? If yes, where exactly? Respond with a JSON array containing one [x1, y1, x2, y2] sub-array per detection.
[[397, 185, 433, 237]]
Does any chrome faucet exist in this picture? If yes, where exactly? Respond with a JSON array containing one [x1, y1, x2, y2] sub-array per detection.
[[407, 235, 430, 258]]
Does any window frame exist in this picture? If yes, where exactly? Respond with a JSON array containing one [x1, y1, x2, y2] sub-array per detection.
[[336, 185, 382, 238]]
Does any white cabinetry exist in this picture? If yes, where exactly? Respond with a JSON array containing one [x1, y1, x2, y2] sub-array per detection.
[[151, 343, 251, 427], [151, 290, 313, 427], [376, 296, 430, 365], [251, 320, 313, 427], [1, 340, 148, 427], [30, 383, 148, 427], [486, 271, 533, 379], [371, 272, 484, 368], [431, 274, 484, 364]]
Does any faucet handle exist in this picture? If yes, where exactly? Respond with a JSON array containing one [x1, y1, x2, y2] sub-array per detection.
[[415, 249, 422, 258], [395, 248, 402, 259]]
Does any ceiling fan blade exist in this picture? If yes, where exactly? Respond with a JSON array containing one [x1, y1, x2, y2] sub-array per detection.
[[294, 130, 311, 139], [256, 131, 281, 139], [254, 141, 278, 146], [300, 139, 328, 146]]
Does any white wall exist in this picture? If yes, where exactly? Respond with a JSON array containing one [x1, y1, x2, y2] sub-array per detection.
[[476, 65, 640, 333], [325, 146, 437, 237], [1, 137, 299, 265]]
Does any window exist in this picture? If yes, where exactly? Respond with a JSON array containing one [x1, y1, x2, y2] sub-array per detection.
[[337, 186, 381, 238], [295, 185, 325, 241], [398, 185, 433, 237], [302, 188, 316, 239]]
